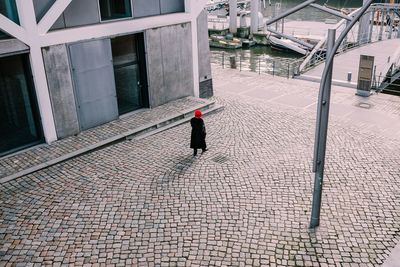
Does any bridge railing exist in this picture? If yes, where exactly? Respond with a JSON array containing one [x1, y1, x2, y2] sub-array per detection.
[[299, 3, 400, 74]]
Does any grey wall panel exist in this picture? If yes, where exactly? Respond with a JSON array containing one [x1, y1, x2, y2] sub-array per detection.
[[0, 39, 29, 57], [42, 44, 79, 138], [145, 28, 165, 106], [160, 0, 185, 14], [69, 39, 118, 130], [197, 10, 212, 83], [77, 97, 118, 130], [133, 0, 161, 18], [33, 0, 65, 29], [63, 0, 100, 27], [161, 23, 193, 102], [146, 23, 194, 107]]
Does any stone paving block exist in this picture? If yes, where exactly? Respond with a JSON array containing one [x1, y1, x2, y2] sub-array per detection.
[[1, 67, 400, 266]]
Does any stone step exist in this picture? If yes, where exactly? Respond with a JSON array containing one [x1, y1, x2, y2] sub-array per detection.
[[128, 103, 224, 141]]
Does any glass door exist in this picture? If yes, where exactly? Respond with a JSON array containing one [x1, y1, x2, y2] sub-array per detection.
[[0, 54, 43, 156], [111, 34, 147, 115]]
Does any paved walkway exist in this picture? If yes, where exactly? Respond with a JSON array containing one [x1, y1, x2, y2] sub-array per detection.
[[1, 67, 400, 266], [302, 39, 400, 87], [0, 97, 214, 183]]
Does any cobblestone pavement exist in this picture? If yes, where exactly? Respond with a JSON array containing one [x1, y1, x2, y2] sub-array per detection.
[[0, 97, 209, 180], [1, 68, 400, 266]]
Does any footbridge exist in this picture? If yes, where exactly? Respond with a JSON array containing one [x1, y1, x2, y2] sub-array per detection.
[[292, 2, 400, 95], [299, 39, 400, 95]]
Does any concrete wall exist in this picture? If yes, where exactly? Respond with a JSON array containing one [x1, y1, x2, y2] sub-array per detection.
[[0, 39, 29, 56], [63, 0, 100, 27], [197, 10, 213, 98], [145, 23, 194, 107], [42, 44, 79, 138]]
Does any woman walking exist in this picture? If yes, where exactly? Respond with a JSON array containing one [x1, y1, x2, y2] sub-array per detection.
[[190, 110, 207, 156]]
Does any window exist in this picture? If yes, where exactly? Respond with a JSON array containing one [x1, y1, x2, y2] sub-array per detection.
[[99, 0, 132, 20], [0, 54, 43, 156], [0, 0, 19, 24]]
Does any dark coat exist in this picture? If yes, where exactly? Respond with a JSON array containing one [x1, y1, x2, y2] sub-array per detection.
[[190, 117, 207, 149]]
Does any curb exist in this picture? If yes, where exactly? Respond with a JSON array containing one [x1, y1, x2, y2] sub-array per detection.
[[297, 74, 358, 89]]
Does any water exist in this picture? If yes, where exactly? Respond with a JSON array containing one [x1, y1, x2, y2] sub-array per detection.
[[210, 0, 364, 73], [210, 46, 302, 76]]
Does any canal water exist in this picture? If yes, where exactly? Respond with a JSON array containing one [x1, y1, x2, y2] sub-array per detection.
[[210, 0, 364, 74]]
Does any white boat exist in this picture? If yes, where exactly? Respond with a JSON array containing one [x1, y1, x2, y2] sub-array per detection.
[[269, 36, 308, 55]]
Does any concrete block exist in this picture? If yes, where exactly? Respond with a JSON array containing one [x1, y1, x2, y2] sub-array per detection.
[[197, 10, 212, 83], [63, 0, 100, 27], [0, 39, 29, 56], [145, 23, 194, 107], [42, 44, 80, 139]]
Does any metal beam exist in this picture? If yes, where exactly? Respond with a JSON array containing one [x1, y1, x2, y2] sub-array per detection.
[[229, 0, 237, 34], [38, 0, 73, 34], [250, 0, 259, 33], [368, 10, 375, 42], [309, 4, 352, 21], [265, 0, 317, 26], [358, 0, 371, 44], [0, 13, 27, 44], [267, 27, 314, 49], [299, 37, 326, 72], [378, 9, 385, 41], [40, 13, 192, 47], [16, 0, 58, 144]]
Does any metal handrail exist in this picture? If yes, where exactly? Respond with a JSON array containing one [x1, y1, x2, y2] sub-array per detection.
[[210, 52, 303, 78], [299, 3, 400, 74]]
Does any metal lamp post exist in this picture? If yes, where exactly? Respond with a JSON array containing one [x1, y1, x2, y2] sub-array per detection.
[[309, 0, 374, 229]]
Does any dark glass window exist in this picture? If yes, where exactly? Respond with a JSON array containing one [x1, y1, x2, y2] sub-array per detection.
[[0, 54, 43, 156], [0, 0, 19, 39], [99, 0, 132, 20], [0, 0, 19, 24], [0, 31, 8, 40]]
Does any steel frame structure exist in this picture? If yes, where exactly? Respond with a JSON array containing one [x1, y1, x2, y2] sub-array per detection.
[[0, 0, 207, 144]]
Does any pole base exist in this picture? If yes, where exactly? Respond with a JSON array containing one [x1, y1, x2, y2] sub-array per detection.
[[356, 90, 371, 97], [309, 217, 320, 229]]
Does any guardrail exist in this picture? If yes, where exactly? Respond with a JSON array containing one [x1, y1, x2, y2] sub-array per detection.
[[299, 3, 400, 74], [210, 51, 303, 78]]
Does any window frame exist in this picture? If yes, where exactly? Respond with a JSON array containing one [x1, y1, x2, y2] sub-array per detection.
[[98, 0, 133, 22]]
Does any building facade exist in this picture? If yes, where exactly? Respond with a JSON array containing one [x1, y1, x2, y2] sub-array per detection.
[[0, 0, 212, 156]]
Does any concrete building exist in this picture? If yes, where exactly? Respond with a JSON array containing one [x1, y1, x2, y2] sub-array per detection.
[[0, 0, 212, 156]]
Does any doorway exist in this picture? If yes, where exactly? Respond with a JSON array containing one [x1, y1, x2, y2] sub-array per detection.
[[111, 33, 148, 115]]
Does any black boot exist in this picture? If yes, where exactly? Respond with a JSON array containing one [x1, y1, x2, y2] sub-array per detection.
[[193, 149, 197, 156]]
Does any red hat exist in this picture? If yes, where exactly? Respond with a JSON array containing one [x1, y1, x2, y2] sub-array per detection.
[[194, 110, 202, 118]]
